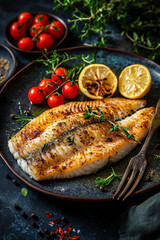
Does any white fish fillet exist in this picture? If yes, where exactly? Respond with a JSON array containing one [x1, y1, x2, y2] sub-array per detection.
[[8, 98, 155, 181]]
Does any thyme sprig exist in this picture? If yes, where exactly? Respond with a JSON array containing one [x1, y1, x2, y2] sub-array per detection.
[[95, 167, 121, 188], [154, 154, 160, 160], [53, 0, 160, 61], [13, 110, 33, 129], [84, 106, 140, 143], [67, 137, 74, 146], [37, 49, 95, 75]]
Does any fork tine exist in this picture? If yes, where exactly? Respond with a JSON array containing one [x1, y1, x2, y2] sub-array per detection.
[[118, 168, 137, 199], [122, 167, 146, 200], [114, 161, 133, 198]]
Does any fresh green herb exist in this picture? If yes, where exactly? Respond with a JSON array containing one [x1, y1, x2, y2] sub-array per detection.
[[53, 0, 160, 61], [84, 105, 140, 143], [13, 110, 33, 129], [37, 49, 95, 76], [95, 167, 121, 188], [154, 154, 160, 160], [21, 188, 28, 197], [44, 143, 48, 148], [67, 137, 74, 145]]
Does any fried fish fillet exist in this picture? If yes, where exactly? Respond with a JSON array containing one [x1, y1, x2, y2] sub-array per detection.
[[8, 98, 155, 181]]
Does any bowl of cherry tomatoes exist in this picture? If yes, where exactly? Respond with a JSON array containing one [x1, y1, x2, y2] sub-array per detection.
[[4, 12, 68, 53]]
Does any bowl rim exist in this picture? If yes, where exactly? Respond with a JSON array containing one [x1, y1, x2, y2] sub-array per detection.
[[0, 42, 17, 86], [4, 12, 68, 54]]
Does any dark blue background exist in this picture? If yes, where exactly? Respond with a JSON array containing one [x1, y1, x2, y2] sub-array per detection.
[[0, 0, 159, 239]]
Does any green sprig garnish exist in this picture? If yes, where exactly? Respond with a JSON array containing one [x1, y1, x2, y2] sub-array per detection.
[[95, 168, 121, 188], [67, 137, 74, 146], [53, 0, 160, 61], [13, 110, 33, 129], [84, 105, 140, 143], [154, 154, 160, 160]]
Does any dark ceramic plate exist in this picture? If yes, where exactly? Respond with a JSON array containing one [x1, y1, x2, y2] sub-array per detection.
[[0, 46, 160, 201], [0, 42, 17, 86], [4, 13, 68, 53]]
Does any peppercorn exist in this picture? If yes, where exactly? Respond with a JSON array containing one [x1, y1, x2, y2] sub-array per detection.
[[10, 114, 15, 119], [14, 203, 21, 210], [100, 186, 104, 191], [44, 229, 50, 234], [21, 211, 27, 218], [31, 213, 38, 220], [37, 230, 43, 236], [12, 179, 20, 186], [50, 232, 56, 237], [26, 110, 30, 115], [5, 172, 11, 179], [31, 222, 38, 228]]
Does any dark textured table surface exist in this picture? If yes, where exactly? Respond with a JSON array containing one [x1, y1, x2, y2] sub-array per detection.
[[0, 1, 160, 240]]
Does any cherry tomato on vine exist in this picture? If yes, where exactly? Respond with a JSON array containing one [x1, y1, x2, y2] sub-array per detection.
[[47, 92, 64, 108], [28, 87, 45, 104], [34, 14, 49, 26], [52, 67, 69, 86], [48, 21, 64, 39], [38, 79, 56, 95], [62, 81, 79, 99], [36, 33, 54, 50], [18, 12, 33, 28], [30, 23, 45, 38], [18, 37, 34, 51], [10, 21, 26, 40]]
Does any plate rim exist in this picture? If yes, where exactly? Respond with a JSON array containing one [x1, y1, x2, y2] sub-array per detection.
[[0, 45, 160, 201], [4, 12, 68, 53]]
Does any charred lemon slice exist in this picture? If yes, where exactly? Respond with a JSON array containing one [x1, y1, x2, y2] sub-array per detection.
[[78, 64, 118, 99], [119, 64, 152, 99]]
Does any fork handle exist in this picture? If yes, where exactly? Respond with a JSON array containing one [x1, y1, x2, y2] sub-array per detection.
[[140, 98, 160, 154]]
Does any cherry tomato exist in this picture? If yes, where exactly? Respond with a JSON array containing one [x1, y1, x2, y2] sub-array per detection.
[[38, 79, 56, 95], [28, 87, 45, 104], [48, 21, 64, 39], [52, 67, 69, 86], [47, 92, 64, 108], [18, 37, 34, 51], [36, 33, 54, 50], [10, 21, 26, 40], [62, 81, 79, 99], [30, 23, 45, 37], [34, 14, 49, 26], [18, 12, 33, 28]]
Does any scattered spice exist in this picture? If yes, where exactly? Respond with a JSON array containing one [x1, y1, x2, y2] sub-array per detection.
[[0, 57, 10, 82], [111, 189, 116, 194], [5, 172, 11, 179], [31, 221, 38, 228], [21, 211, 27, 218], [26, 110, 30, 115], [31, 213, 38, 220], [14, 203, 21, 210], [46, 210, 54, 218], [10, 114, 15, 119], [145, 170, 155, 182], [37, 230, 43, 236], [12, 179, 20, 186]]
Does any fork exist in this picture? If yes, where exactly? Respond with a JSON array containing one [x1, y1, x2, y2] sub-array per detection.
[[114, 98, 160, 201]]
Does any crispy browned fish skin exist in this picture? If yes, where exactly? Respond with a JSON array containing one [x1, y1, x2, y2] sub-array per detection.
[[9, 98, 146, 156], [17, 107, 155, 181], [8, 98, 154, 181]]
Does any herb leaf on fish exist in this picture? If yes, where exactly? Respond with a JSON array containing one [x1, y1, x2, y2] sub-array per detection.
[[84, 105, 140, 143]]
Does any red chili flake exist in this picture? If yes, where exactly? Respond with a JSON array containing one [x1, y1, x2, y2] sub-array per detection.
[[49, 221, 55, 225], [64, 227, 72, 236], [57, 236, 65, 240], [46, 210, 53, 218], [57, 226, 64, 235], [68, 234, 81, 240]]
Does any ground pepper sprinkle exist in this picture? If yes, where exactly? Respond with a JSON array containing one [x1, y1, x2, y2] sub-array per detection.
[[0, 57, 10, 81]]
